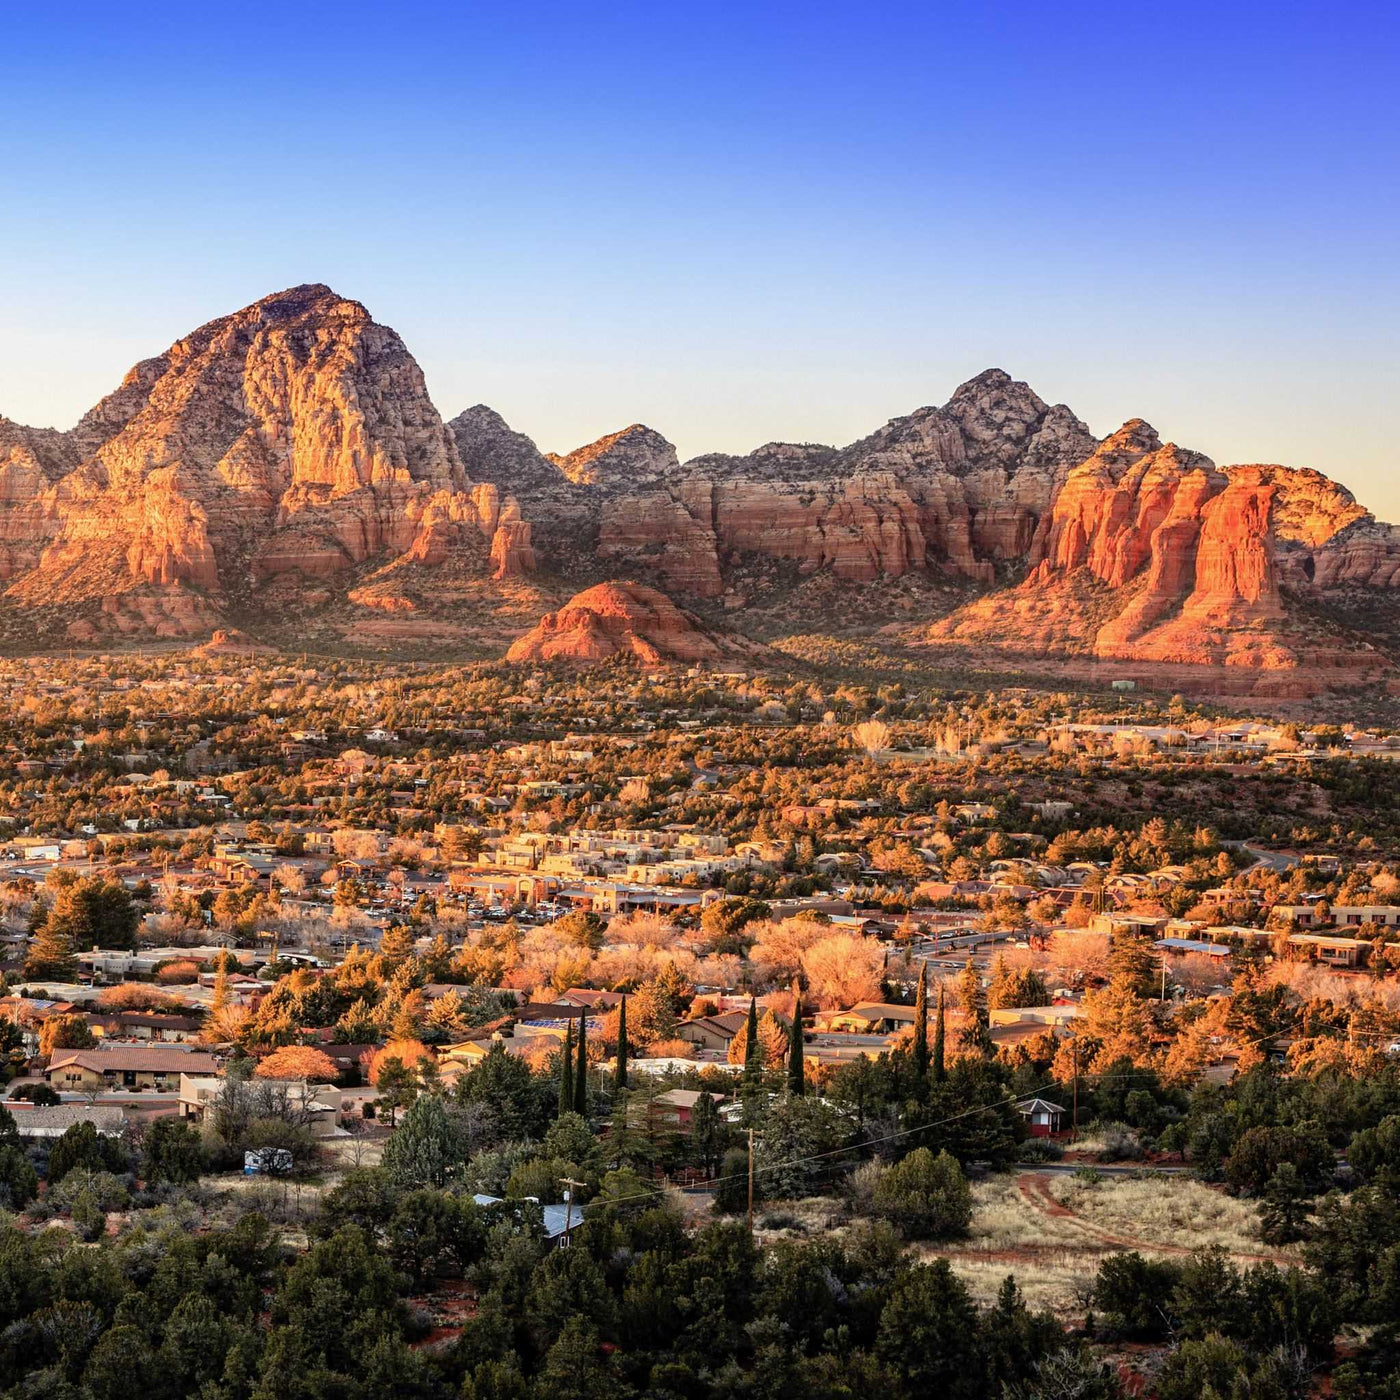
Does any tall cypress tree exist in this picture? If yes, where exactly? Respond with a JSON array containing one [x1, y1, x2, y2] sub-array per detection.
[[786, 986, 805, 1096], [574, 1011, 588, 1113], [743, 994, 761, 1082], [933, 986, 947, 1083], [558, 1020, 575, 1115], [615, 994, 628, 1092], [912, 963, 929, 1081]]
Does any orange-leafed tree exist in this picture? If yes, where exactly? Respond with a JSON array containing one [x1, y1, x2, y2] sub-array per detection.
[[366, 1038, 434, 1085], [254, 1045, 339, 1082]]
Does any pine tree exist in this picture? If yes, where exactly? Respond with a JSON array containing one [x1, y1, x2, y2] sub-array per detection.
[[912, 963, 929, 1081], [933, 986, 947, 1082], [574, 1011, 588, 1114], [786, 986, 805, 1096], [558, 1021, 574, 1116], [956, 958, 992, 1055], [615, 994, 628, 1092], [23, 916, 76, 981]]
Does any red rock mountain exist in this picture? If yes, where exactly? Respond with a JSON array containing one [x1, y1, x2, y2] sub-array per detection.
[[504, 582, 765, 664], [0, 285, 532, 639], [454, 369, 1099, 600], [5, 285, 1398, 686], [927, 422, 1398, 692]]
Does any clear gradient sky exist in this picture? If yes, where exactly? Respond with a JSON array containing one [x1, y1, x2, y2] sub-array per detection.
[[2, 1, 1397, 513]]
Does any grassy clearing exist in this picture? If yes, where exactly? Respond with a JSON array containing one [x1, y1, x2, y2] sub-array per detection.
[[921, 1171, 1292, 1318], [1044, 1173, 1269, 1254]]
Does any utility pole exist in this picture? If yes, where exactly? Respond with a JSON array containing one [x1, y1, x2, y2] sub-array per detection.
[[746, 1127, 756, 1232], [559, 1176, 587, 1249]]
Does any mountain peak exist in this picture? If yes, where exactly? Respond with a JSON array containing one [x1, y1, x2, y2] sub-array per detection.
[[545, 424, 678, 486]]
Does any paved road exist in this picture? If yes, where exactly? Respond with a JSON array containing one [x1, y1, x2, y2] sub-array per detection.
[[1224, 840, 1301, 873]]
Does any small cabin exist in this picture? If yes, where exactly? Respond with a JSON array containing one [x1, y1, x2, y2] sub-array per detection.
[[1017, 1096, 1067, 1137]]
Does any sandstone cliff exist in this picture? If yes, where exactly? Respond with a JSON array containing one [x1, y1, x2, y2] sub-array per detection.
[[505, 581, 764, 665], [927, 422, 1397, 688], [460, 369, 1098, 600]]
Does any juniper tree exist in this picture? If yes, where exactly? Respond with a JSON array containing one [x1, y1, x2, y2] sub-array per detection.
[[934, 986, 947, 1083], [574, 1012, 588, 1115], [615, 994, 628, 1092]]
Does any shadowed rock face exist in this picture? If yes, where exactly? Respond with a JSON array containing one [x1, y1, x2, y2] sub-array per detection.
[[504, 581, 763, 664]]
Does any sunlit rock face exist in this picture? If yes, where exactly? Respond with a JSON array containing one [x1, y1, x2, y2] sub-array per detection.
[[928, 422, 1400, 690], [505, 581, 765, 665], [0, 285, 529, 635], [3, 285, 1397, 676]]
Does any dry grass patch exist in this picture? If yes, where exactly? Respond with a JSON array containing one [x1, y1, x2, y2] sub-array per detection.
[[921, 1171, 1295, 1320], [1044, 1173, 1272, 1255]]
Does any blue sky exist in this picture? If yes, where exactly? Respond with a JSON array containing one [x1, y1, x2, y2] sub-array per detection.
[[2, 1, 1397, 513]]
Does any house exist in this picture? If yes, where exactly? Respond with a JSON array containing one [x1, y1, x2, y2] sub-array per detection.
[[1154, 937, 1233, 961], [471, 1193, 577, 1244], [558, 988, 625, 1011], [89, 1010, 204, 1042], [675, 1011, 747, 1053], [649, 1088, 728, 1128], [1091, 912, 1169, 938], [821, 1003, 920, 1035], [47, 1045, 218, 1093], [8, 1103, 125, 1140], [1287, 934, 1369, 967], [1018, 1096, 1067, 1136]]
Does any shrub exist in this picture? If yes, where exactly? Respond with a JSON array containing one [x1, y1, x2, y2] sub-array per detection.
[[70, 1188, 106, 1241], [871, 1148, 972, 1240]]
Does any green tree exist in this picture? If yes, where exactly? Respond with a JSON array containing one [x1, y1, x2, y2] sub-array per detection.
[[956, 960, 992, 1056], [871, 1148, 972, 1240], [787, 988, 805, 1097], [381, 1093, 463, 1188], [912, 963, 929, 1081], [0, 1144, 37, 1208], [42, 876, 140, 953], [556, 910, 606, 953], [615, 994, 628, 1092], [743, 996, 762, 1082], [933, 985, 946, 1082], [574, 1012, 588, 1114], [558, 1021, 575, 1116], [876, 1259, 985, 1399], [373, 1055, 419, 1126], [535, 1316, 613, 1400], [48, 1119, 123, 1183], [690, 1089, 724, 1176], [141, 1116, 203, 1184], [1259, 1162, 1311, 1245]]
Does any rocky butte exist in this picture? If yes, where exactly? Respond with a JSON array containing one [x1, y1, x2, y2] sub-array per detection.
[[4, 284, 1399, 690], [504, 581, 769, 665]]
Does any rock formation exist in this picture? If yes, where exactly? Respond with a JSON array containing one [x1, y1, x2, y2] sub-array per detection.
[[0, 285, 533, 637], [460, 370, 1098, 598], [505, 581, 764, 665], [4, 284, 1398, 686], [927, 421, 1399, 688]]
